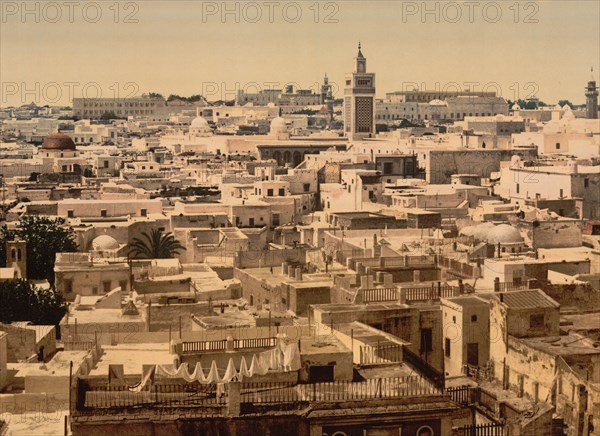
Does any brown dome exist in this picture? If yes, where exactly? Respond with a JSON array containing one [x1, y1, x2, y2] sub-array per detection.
[[41, 133, 76, 151]]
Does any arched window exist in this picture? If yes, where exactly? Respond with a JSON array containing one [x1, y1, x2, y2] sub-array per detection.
[[417, 426, 434, 436]]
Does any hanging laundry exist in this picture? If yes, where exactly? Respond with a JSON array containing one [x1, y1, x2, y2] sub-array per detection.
[[283, 342, 300, 372], [206, 360, 220, 383], [223, 358, 237, 382], [238, 356, 251, 379], [129, 365, 155, 392], [249, 354, 268, 376], [188, 362, 207, 383]]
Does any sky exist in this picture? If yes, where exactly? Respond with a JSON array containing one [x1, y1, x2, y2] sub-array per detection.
[[1, 0, 599, 107]]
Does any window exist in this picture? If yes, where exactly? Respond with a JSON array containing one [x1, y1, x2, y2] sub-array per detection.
[[140, 209, 147, 217], [516, 183, 520, 194], [530, 313, 544, 328], [471, 314, 478, 322], [249, 218, 255, 227], [444, 338, 451, 357], [420, 328, 433, 352], [103, 281, 112, 293], [556, 143, 561, 150], [303, 183, 310, 192], [278, 188, 285, 196], [100, 209, 107, 218], [267, 189, 273, 196], [65, 280, 73, 294], [417, 426, 434, 436], [103, 160, 109, 168], [119, 280, 128, 292], [585, 178, 589, 188], [67, 210, 74, 218]]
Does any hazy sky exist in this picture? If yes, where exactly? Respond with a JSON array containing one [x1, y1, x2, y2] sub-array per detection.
[[1, 1, 599, 107]]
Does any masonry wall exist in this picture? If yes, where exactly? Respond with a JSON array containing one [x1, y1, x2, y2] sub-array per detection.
[[425, 149, 537, 184]]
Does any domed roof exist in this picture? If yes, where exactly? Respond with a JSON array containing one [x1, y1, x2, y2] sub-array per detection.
[[486, 224, 523, 244], [562, 109, 575, 121], [190, 116, 210, 129], [41, 133, 76, 151], [92, 235, 120, 251], [429, 99, 447, 107], [460, 222, 495, 241], [511, 103, 521, 110], [270, 116, 287, 133]]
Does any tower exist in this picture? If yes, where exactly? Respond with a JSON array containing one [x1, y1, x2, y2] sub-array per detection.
[[321, 73, 333, 104], [344, 43, 376, 141], [586, 68, 599, 119], [6, 240, 26, 279]]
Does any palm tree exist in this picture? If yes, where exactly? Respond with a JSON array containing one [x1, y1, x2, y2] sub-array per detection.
[[128, 229, 185, 259]]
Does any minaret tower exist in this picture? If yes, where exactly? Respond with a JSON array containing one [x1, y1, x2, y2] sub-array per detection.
[[586, 67, 599, 119], [344, 42, 376, 141]]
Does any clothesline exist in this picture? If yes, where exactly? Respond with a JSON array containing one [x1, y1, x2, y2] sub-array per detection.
[[111, 341, 301, 392]]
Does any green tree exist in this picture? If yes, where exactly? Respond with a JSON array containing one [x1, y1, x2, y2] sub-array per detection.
[[558, 100, 573, 109], [128, 228, 185, 259], [0, 216, 78, 283], [0, 279, 67, 325]]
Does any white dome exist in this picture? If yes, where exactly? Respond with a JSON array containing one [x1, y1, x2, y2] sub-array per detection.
[[92, 235, 119, 251], [486, 224, 523, 244], [460, 222, 495, 241], [270, 116, 287, 133], [512, 103, 521, 110], [554, 104, 563, 110], [191, 116, 209, 129], [562, 109, 575, 121], [429, 99, 447, 107]]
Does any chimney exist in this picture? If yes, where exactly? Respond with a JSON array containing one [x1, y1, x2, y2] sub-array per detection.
[[360, 275, 369, 289], [413, 270, 421, 283], [288, 264, 294, 277], [295, 268, 302, 281], [281, 262, 287, 275]]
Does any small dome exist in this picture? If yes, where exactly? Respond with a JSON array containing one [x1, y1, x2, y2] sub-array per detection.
[[562, 109, 575, 121], [486, 224, 523, 244], [190, 116, 209, 129], [511, 155, 523, 168], [92, 235, 120, 251], [41, 133, 76, 151], [511, 103, 521, 110], [460, 222, 495, 241], [429, 99, 447, 107], [270, 116, 287, 133]]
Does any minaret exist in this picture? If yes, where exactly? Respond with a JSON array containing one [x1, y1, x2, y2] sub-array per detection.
[[586, 67, 599, 119], [344, 43, 376, 141]]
